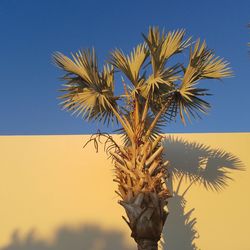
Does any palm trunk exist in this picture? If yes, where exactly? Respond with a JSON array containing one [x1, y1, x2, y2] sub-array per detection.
[[137, 239, 158, 250], [120, 192, 168, 250]]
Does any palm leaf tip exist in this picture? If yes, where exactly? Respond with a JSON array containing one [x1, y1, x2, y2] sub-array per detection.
[[53, 52, 82, 74], [53, 52, 69, 69]]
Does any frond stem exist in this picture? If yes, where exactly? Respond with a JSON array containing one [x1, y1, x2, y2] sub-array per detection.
[[108, 104, 134, 142], [182, 176, 200, 198], [145, 94, 175, 139]]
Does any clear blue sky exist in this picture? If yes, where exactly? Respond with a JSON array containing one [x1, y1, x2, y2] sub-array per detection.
[[0, 0, 249, 135]]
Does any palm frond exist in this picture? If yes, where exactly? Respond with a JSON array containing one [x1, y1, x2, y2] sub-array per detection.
[[175, 39, 232, 124], [143, 27, 191, 73], [54, 49, 100, 84], [182, 39, 232, 86], [110, 43, 149, 86], [139, 64, 180, 99], [174, 88, 211, 124], [53, 50, 117, 125]]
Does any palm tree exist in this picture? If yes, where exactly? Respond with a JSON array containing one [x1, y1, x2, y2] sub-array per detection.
[[53, 27, 231, 250]]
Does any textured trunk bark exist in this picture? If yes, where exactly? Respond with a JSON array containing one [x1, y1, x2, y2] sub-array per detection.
[[137, 239, 158, 250], [120, 192, 168, 250]]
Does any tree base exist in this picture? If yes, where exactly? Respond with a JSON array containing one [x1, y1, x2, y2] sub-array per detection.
[[137, 239, 158, 250], [120, 192, 168, 250]]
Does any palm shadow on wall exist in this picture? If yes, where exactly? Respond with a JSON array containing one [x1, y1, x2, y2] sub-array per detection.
[[160, 136, 244, 250], [1, 224, 135, 250]]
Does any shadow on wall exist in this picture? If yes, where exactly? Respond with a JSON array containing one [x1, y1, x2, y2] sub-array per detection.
[[1, 224, 135, 250], [160, 136, 244, 250]]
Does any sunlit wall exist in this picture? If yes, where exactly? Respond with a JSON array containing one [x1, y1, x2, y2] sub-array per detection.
[[0, 133, 249, 250]]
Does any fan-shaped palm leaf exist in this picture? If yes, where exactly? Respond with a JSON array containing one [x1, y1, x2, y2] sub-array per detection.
[[53, 49, 117, 124], [143, 27, 191, 74], [175, 39, 232, 124], [110, 43, 149, 86]]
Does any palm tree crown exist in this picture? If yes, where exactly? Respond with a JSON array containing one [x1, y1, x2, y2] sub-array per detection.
[[54, 27, 231, 135]]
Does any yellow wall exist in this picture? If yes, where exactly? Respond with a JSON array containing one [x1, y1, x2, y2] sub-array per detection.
[[0, 133, 249, 250]]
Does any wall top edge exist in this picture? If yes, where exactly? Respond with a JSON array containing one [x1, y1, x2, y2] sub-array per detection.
[[0, 132, 250, 138]]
